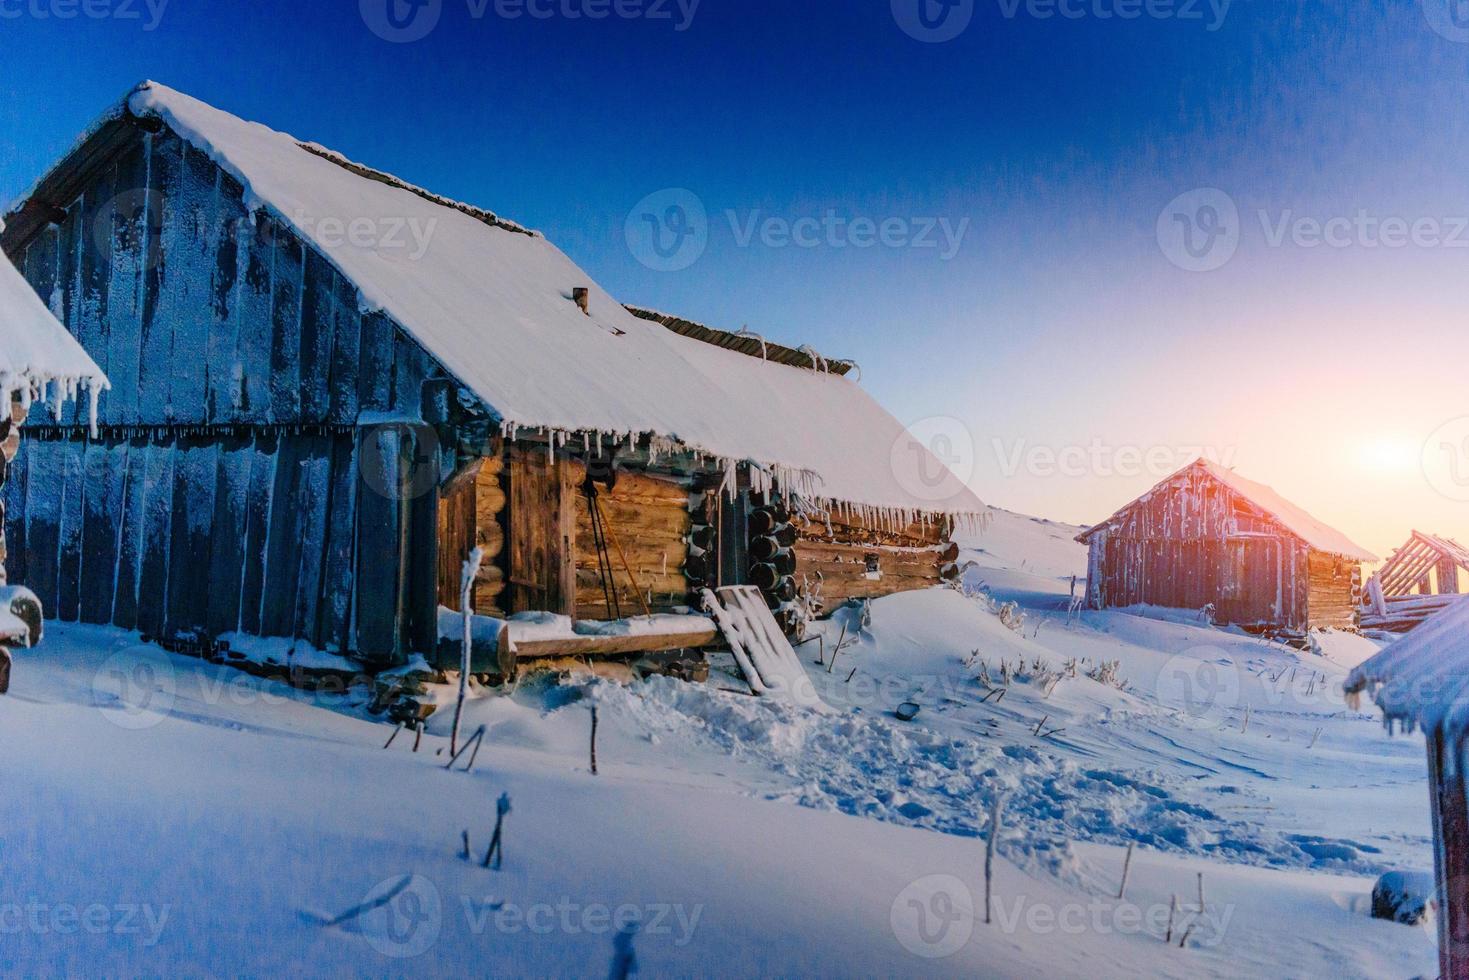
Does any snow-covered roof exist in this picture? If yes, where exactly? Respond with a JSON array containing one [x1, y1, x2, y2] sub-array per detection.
[[1078, 459, 1377, 562], [1194, 461, 1377, 561], [33, 81, 980, 519], [0, 245, 107, 425], [1346, 596, 1469, 734]]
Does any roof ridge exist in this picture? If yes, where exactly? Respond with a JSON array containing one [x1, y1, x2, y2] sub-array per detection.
[[294, 142, 539, 239]]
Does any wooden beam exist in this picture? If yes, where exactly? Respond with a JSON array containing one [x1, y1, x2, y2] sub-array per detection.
[[512, 626, 718, 660]]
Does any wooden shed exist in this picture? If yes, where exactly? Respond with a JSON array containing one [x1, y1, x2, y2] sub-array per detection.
[[1077, 460, 1376, 633], [1347, 598, 1469, 978], [0, 82, 983, 676], [1362, 531, 1469, 632]]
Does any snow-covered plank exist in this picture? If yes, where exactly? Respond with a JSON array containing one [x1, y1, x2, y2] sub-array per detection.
[[111, 434, 149, 631], [290, 434, 332, 646], [78, 438, 125, 624], [235, 216, 275, 422], [259, 434, 304, 638], [136, 133, 176, 427], [324, 269, 360, 425], [316, 434, 357, 653], [298, 250, 335, 422], [102, 139, 146, 424], [161, 140, 217, 423], [267, 232, 304, 422], [166, 438, 217, 637], [23, 440, 62, 612], [355, 425, 404, 662], [237, 430, 278, 637], [702, 585, 824, 708], [203, 170, 243, 421], [204, 433, 251, 637], [136, 438, 176, 638]]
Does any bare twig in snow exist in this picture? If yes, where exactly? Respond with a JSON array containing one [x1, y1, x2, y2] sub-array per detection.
[[383, 723, 404, 749], [321, 875, 413, 927]]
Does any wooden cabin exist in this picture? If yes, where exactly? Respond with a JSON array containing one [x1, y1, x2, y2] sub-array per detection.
[[1362, 531, 1469, 632], [1077, 459, 1376, 633], [0, 82, 982, 677], [1347, 599, 1469, 978]]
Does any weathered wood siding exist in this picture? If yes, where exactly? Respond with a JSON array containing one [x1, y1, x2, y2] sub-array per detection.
[[506, 448, 576, 616], [1082, 469, 1338, 631], [3, 124, 457, 664], [436, 456, 507, 617], [1307, 550, 1359, 630]]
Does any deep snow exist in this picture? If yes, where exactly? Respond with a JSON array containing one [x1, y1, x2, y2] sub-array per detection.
[[0, 504, 1438, 976]]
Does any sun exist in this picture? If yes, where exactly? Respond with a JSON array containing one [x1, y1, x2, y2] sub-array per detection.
[[1354, 438, 1418, 475]]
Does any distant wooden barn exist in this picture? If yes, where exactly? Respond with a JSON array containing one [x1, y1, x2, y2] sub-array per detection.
[[1077, 460, 1376, 632], [0, 82, 982, 676]]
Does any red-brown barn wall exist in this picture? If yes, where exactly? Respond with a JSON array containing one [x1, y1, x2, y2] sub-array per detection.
[[1083, 470, 1329, 631]]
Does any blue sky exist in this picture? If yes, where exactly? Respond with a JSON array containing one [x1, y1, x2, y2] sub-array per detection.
[[2, 0, 1468, 554]]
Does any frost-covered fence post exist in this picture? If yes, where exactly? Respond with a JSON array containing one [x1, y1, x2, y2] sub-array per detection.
[[1118, 843, 1135, 900], [482, 792, 511, 870], [452, 547, 486, 758], [590, 705, 600, 775], [984, 793, 1005, 925]]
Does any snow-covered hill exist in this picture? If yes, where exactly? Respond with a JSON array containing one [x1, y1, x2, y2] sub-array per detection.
[[0, 505, 1439, 977], [957, 506, 1090, 606]]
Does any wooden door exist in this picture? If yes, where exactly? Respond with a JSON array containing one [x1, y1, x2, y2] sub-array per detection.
[[506, 448, 576, 616]]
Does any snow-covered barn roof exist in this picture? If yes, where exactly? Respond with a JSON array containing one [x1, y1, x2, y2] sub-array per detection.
[[1077, 459, 1377, 562], [0, 245, 107, 424], [6, 81, 982, 520], [1346, 596, 1469, 734]]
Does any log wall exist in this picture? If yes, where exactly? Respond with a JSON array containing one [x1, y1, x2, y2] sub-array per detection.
[[436, 456, 506, 617], [1307, 551, 1359, 630], [792, 511, 952, 608], [570, 463, 691, 619]]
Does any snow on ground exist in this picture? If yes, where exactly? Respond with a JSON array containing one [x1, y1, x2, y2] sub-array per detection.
[[0, 506, 1438, 976]]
